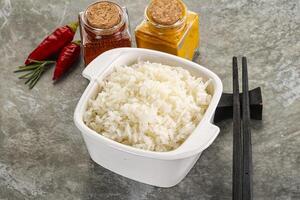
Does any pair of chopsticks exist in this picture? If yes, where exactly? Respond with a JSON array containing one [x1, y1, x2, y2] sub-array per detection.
[[232, 57, 253, 200]]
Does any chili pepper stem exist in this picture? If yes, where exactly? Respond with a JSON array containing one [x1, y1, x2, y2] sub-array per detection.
[[72, 40, 81, 46], [68, 21, 79, 33]]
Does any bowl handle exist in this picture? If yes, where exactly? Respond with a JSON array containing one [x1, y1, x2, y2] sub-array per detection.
[[175, 123, 220, 155], [82, 48, 126, 81]]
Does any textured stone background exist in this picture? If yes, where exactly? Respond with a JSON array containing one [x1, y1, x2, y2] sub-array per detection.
[[0, 0, 299, 199]]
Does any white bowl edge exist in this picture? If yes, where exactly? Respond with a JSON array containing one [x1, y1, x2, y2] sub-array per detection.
[[74, 48, 223, 160]]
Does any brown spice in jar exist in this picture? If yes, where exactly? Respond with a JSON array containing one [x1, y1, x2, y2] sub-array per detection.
[[86, 1, 121, 29], [147, 0, 184, 25], [80, 1, 132, 65], [83, 24, 131, 65]]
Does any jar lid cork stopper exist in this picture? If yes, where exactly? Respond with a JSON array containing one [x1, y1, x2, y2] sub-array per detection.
[[86, 1, 121, 29], [147, 0, 184, 25]]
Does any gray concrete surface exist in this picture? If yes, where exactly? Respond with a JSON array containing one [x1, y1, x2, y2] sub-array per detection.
[[0, 0, 299, 199]]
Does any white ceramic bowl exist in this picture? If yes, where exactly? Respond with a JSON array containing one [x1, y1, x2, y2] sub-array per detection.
[[74, 48, 223, 187]]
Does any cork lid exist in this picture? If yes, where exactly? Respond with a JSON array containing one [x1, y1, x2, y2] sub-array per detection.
[[147, 0, 185, 25], [86, 1, 122, 29]]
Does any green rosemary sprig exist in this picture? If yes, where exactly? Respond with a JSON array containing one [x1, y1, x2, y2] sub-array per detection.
[[14, 60, 55, 89]]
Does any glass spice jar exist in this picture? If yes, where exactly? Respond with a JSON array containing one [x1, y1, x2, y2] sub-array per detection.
[[79, 1, 132, 65], [135, 0, 199, 60]]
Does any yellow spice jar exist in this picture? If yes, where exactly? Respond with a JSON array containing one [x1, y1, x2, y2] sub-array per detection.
[[135, 0, 199, 60]]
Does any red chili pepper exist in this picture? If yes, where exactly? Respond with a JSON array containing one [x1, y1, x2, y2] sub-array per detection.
[[25, 22, 78, 65], [52, 41, 81, 81]]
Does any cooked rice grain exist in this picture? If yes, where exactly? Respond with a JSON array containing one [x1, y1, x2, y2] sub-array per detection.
[[84, 61, 211, 152]]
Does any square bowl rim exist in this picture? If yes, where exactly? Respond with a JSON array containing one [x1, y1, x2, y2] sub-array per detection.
[[74, 48, 223, 160]]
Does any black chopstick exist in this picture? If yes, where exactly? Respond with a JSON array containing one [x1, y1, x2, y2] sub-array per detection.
[[242, 57, 253, 200], [232, 57, 243, 200]]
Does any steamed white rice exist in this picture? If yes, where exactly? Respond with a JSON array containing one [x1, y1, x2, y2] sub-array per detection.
[[83, 61, 212, 152]]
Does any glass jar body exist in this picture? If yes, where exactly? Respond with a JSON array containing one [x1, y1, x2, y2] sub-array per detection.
[[79, 6, 132, 65], [135, 11, 199, 60]]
